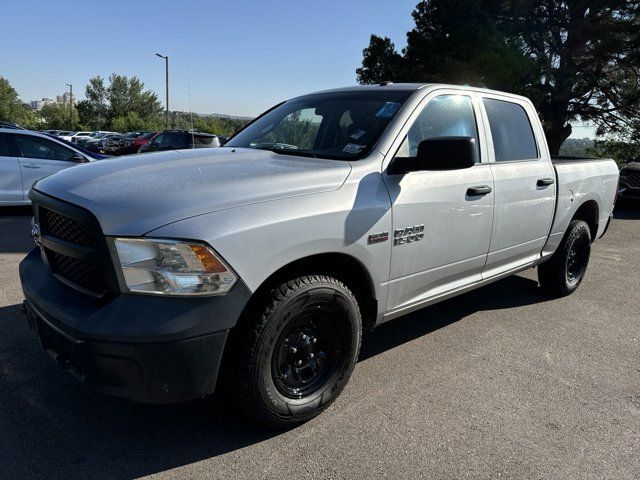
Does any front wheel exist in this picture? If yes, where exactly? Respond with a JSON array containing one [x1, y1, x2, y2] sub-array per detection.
[[538, 219, 592, 297], [230, 275, 362, 427]]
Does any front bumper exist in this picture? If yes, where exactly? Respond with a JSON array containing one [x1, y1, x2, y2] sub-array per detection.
[[20, 248, 252, 403], [618, 184, 640, 199]]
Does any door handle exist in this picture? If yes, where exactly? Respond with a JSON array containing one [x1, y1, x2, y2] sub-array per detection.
[[537, 177, 555, 187], [23, 164, 41, 169], [467, 185, 492, 196]]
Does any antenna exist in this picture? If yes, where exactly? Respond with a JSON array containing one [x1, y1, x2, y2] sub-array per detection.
[[187, 66, 194, 147]]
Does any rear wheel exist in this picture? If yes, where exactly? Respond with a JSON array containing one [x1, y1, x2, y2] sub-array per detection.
[[230, 275, 362, 427], [538, 219, 592, 297]]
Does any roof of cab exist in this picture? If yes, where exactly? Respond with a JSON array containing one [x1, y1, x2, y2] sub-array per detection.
[[299, 82, 531, 104]]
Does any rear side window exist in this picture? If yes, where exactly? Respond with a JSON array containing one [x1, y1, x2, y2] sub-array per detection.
[[164, 132, 187, 146], [0, 134, 11, 156], [483, 98, 538, 161], [14, 134, 76, 161], [192, 135, 220, 147]]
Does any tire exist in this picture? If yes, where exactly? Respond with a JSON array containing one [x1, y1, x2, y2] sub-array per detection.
[[538, 219, 592, 297], [230, 275, 362, 427]]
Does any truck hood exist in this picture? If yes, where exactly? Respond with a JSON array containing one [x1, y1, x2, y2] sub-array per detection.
[[34, 148, 352, 235]]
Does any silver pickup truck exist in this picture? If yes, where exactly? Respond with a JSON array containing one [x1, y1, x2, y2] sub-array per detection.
[[20, 84, 618, 427]]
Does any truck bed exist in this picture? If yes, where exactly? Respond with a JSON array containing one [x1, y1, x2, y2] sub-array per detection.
[[551, 155, 610, 164], [542, 156, 619, 258]]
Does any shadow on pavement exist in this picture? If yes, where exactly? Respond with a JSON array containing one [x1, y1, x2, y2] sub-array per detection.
[[0, 299, 277, 479], [613, 200, 640, 220], [361, 274, 545, 361], [0, 206, 33, 254], [0, 273, 549, 479]]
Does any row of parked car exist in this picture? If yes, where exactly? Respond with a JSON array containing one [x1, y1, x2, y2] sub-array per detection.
[[0, 122, 230, 205], [42, 129, 228, 155]]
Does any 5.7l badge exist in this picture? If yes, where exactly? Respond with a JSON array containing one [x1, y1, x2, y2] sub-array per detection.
[[393, 225, 424, 246]]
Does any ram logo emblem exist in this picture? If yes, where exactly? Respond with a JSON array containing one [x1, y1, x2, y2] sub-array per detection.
[[393, 225, 425, 246]]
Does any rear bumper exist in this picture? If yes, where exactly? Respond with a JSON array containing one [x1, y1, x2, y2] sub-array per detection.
[[20, 248, 252, 403]]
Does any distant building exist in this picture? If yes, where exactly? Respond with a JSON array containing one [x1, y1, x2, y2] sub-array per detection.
[[30, 98, 56, 111], [30, 93, 75, 110], [62, 92, 75, 104]]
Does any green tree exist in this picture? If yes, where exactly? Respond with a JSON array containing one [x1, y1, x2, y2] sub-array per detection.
[[77, 75, 109, 129], [587, 121, 640, 167], [356, 36, 406, 83], [0, 76, 38, 128], [358, 0, 640, 154], [78, 74, 162, 131], [193, 115, 250, 137], [40, 102, 79, 130], [110, 112, 162, 132]]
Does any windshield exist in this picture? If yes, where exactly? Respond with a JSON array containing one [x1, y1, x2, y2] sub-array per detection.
[[225, 89, 413, 160]]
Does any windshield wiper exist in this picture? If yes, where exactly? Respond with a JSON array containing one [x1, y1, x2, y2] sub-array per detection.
[[271, 146, 317, 158], [251, 145, 317, 158]]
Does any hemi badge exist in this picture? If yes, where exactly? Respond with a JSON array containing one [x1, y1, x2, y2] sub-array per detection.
[[368, 232, 389, 244]]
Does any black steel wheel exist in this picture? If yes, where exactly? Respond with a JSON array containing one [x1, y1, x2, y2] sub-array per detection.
[[229, 275, 362, 427], [271, 305, 347, 399], [539, 219, 592, 297]]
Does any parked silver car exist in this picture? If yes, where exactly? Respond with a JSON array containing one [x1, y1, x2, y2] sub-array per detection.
[[0, 128, 99, 205]]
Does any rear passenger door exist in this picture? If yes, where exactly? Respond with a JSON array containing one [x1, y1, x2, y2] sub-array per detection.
[[13, 134, 83, 197], [480, 96, 556, 278], [0, 133, 23, 203]]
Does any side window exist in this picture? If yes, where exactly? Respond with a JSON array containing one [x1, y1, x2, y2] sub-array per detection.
[[397, 94, 480, 161], [255, 108, 323, 150], [163, 132, 186, 146], [0, 134, 11, 156], [15, 135, 76, 161], [483, 98, 538, 162]]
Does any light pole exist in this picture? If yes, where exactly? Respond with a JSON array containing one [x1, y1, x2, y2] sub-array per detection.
[[65, 83, 73, 130], [155, 53, 169, 130]]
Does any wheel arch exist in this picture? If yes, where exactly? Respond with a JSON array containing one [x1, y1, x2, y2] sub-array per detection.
[[571, 200, 599, 241], [217, 252, 378, 387], [242, 252, 378, 332]]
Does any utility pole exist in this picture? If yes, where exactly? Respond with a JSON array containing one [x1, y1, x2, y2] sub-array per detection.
[[155, 53, 169, 130], [65, 83, 73, 130]]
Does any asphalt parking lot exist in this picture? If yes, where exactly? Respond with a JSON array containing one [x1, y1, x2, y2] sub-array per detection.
[[0, 204, 638, 480]]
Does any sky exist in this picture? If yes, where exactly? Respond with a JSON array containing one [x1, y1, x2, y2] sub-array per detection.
[[0, 0, 596, 137], [1, 0, 417, 117]]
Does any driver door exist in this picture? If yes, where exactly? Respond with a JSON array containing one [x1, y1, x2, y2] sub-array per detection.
[[12, 134, 83, 196], [383, 92, 495, 313]]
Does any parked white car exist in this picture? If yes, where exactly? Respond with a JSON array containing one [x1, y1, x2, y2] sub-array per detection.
[[0, 128, 99, 205], [55, 131, 76, 142], [70, 131, 92, 143]]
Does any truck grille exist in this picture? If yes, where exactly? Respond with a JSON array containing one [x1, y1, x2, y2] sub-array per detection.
[[36, 202, 113, 298], [623, 172, 640, 188], [47, 250, 108, 294], [41, 208, 94, 247]]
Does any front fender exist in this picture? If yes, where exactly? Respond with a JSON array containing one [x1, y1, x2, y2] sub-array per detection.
[[147, 163, 393, 321]]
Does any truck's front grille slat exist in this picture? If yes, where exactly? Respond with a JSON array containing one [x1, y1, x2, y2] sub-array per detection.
[[37, 205, 110, 297], [41, 209, 94, 247], [46, 250, 108, 295]]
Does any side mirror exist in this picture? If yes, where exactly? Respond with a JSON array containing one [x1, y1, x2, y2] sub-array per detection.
[[71, 153, 87, 163], [388, 136, 477, 175]]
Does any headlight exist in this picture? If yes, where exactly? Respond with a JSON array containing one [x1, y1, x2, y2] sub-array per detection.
[[112, 238, 237, 296]]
